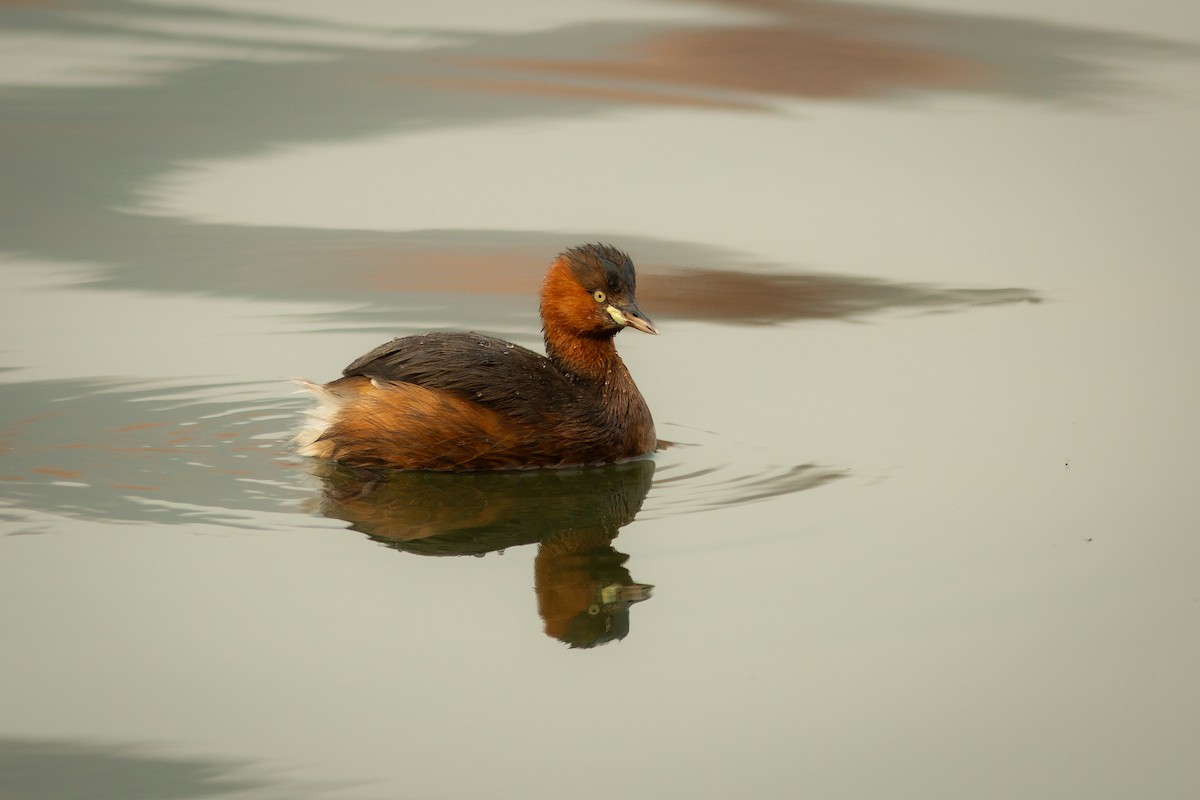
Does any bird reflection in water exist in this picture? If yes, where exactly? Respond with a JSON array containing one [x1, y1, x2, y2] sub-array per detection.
[[308, 457, 655, 648]]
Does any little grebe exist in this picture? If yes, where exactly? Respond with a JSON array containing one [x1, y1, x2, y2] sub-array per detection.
[[294, 243, 657, 470]]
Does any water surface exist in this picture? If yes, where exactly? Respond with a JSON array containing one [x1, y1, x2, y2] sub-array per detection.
[[2, 1, 1198, 798]]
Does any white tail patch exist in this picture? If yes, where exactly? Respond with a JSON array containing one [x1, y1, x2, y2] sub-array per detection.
[[291, 378, 342, 457]]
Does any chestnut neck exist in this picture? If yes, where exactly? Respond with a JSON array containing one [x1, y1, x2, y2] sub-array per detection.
[[543, 327, 625, 384], [544, 324, 653, 458]]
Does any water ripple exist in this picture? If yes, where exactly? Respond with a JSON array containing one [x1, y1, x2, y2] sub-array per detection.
[[1, 379, 841, 533], [645, 427, 844, 518]]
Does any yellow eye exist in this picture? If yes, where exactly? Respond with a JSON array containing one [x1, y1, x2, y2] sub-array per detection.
[[592, 290, 607, 303]]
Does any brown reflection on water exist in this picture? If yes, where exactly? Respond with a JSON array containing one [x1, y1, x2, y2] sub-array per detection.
[[390, 73, 754, 111], [411, 0, 1200, 110], [640, 269, 1040, 323], [327, 238, 1039, 324], [310, 459, 656, 648], [4, 3, 1191, 308], [478, 4, 981, 104]]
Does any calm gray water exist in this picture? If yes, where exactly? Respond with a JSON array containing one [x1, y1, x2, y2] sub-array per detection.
[[2, 1, 1198, 798]]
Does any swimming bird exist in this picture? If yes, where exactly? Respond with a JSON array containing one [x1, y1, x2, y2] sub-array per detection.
[[294, 243, 657, 470]]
